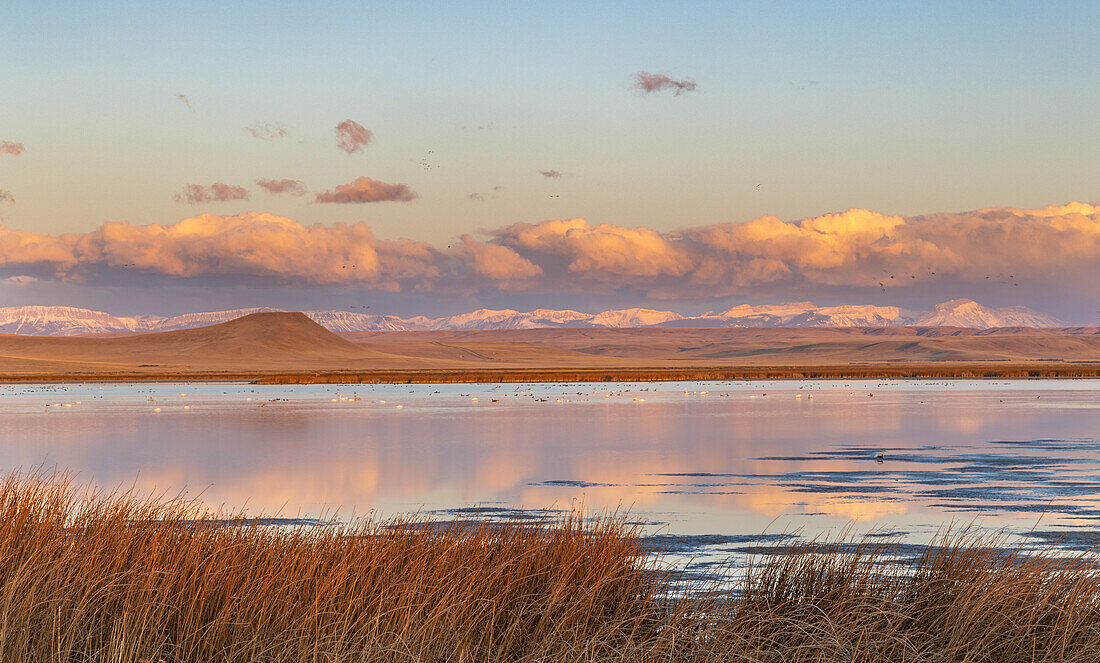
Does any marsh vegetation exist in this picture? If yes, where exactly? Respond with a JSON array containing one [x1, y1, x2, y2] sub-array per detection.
[[1, 471, 1099, 661]]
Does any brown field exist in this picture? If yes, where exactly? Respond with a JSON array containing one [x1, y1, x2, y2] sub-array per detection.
[[1, 312, 1098, 382], [4, 470, 1100, 661]]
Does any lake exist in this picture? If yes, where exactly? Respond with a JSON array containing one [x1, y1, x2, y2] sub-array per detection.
[[2, 379, 1098, 568]]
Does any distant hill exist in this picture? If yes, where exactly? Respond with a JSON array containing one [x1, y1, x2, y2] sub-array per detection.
[[0, 299, 1067, 336], [0, 311, 1097, 381], [0, 312, 408, 375]]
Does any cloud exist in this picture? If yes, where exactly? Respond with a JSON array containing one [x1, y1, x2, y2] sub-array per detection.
[[0, 203, 1097, 304], [0, 141, 25, 157], [315, 177, 418, 204], [469, 186, 505, 201], [0, 190, 13, 204], [456, 235, 543, 281], [0, 226, 79, 270], [174, 93, 192, 109], [492, 218, 692, 280], [174, 183, 249, 204], [0, 212, 518, 290], [244, 122, 288, 140], [335, 120, 372, 153], [537, 170, 562, 179], [483, 203, 1100, 298], [633, 72, 697, 95], [256, 178, 307, 196]]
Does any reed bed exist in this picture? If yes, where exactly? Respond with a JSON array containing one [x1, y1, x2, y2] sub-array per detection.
[[2, 471, 1100, 661]]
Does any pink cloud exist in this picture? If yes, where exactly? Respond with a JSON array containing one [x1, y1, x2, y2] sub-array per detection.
[[0, 190, 13, 204], [486, 203, 1100, 297], [315, 177, 418, 204], [456, 234, 542, 281], [256, 178, 307, 196], [537, 170, 562, 179], [244, 123, 288, 140], [0, 213, 534, 290], [633, 72, 697, 95], [174, 183, 249, 204], [0, 142, 25, 157], [335, 120, 373, 154], [494, 218, 692, 278], [0, 226, 79, 270], [1, 203, 1097, 302], [0, 213, 441, 288]]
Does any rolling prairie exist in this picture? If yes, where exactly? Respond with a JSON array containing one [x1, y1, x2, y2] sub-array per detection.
[[1, 312, 1098, 382]]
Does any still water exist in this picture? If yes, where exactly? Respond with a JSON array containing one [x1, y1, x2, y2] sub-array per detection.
[[1, 379, 1098, 565]]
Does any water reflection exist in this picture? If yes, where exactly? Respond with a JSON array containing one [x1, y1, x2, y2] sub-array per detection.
[[1, 380, 1098, 554]]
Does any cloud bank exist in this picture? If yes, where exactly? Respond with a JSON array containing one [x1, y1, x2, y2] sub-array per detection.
[[633, 72, 697, 95], [335, 120, 372, 153], [0, 203, 1097, 304], [256, 178, 307, 196], [315, 177, 418, 204], [0, 141, 25, 157], [175, 183, 249, 204]]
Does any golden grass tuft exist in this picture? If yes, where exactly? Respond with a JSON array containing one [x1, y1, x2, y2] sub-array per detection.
[[2, 471, 1100, 661]]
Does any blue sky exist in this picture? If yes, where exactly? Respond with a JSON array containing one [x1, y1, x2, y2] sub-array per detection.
[[1, 1, 1098, 317]]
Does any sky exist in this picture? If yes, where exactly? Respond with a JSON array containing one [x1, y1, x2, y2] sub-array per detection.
[[1, 1, 1098, 320]]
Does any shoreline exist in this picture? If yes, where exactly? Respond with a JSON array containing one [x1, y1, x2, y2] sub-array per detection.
[[2, 362, 1099, 384]]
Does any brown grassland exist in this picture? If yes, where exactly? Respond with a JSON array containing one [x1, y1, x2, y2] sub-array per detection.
[[3, 471, 1100, 661], [1, 312, 1099, 382]]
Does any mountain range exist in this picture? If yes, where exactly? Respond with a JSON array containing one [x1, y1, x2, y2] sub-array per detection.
[[0, 299, 1067, 336]]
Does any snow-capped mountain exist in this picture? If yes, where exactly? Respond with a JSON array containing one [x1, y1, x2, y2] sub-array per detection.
[[0, 299, 1068, 336], [0, 306, 151, 335], [589, 308, 685, 328], [303, 310, 425, 332], [426, 308, 593, 330], [0, 306, 281, 335], [685, 302, 914, 328], [914, 299, 1065, 328]]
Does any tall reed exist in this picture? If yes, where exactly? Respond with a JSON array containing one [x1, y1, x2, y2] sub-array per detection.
[[2, 470, 1100, 661]]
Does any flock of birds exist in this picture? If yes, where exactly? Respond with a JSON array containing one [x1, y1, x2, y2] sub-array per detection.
[[874, 268, 1025, 292], [20, 379, 946, 414], [4, 379, 1046, 469]]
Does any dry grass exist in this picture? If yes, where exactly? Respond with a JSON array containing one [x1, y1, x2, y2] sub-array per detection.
[[2, 471, 1100, 661], [728, 534, 1100, 662]]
